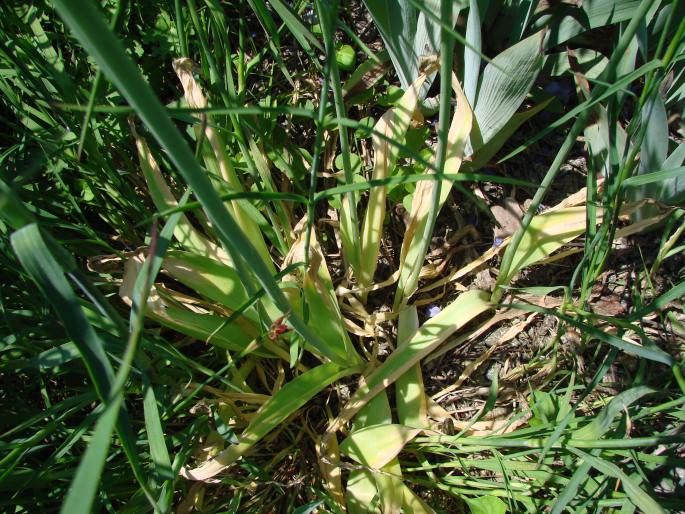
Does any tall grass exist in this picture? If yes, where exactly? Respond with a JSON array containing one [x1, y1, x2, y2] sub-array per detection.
[[1, 0, 684, 512]]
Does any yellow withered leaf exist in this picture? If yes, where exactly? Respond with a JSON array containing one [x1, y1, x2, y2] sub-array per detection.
[[130, 121, 230, 264], [498, 205, 603, 287], [394, 74, 473, 309], [172, 58, 274, 272], [358, 68, 430, 291]]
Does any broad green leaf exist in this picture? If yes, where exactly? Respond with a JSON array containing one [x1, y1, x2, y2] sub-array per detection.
[[181, 362, 356, 480], [362, 0, 459, 96], [533, 0, 643, 48], [402, 484, 436, 513], [463, 0, 482, 106], [499, 60, 662, 164], [464, 99, 551, 172], [12, 225, 114, 396], [652, 141, 685, 205], [285, 230, 360, 364], [395, 306, 429, 428], [119, 254, 263, 355], [470, 30, 544, 152], [348, 393, 404, 513], [662, 141, 685, 170], [361, 0, 421, 91], [411, 0, 441, 97], [161, 250, 257, 321], [346, 470, 380, 514], [342, 50, 390, 97], [632, 89, 668, 218], [464, 496, 507, 514], [543, 49, 608, 80], [583, 103, 627, 181]]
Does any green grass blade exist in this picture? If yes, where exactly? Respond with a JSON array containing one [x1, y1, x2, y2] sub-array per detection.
[[508, 303, 675, 366], [10, 224, 154, 512], [266, 0, 323, 52], [316, 0, 362, 275], [11, 225, 115, 398], [566, 447, 665, 514], [550, 460, 593, 514], [395, 306, 428, 428], [59, 390, 125, 514], [143, 373, 173, 481]]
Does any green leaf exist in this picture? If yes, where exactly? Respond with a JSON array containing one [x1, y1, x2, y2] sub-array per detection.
[[464, 99, 551, 171], [336, 44, 357, 71], [499, 60, 662, 165], [362, 0, 459, 96], [346, 470, 380, 514], [622, 166, 685, 188], [534, 0, 643, 48], [60, 389, 125, 514], [161, 250, 256, 319], [464, 496, 508, 514], [143, 375, 173, 481], [470, 30, 544, 152], [543, 49, 609, 80], [395, 306, 429, 428], [11, 224, 152, 513], [509, 303, 675, 366], [463, 0, 482, 106], [567, 447, 665, 514], [574, 386, 655, 440], [348, 391, 405, 513], [632, 89, 669, 217], [340, 424, 423, 469], [267, 0, 323, 52], [497, 206, 588, 287]]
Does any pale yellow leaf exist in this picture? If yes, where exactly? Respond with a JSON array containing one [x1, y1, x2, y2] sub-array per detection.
[[340, 424, 423, 469]]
